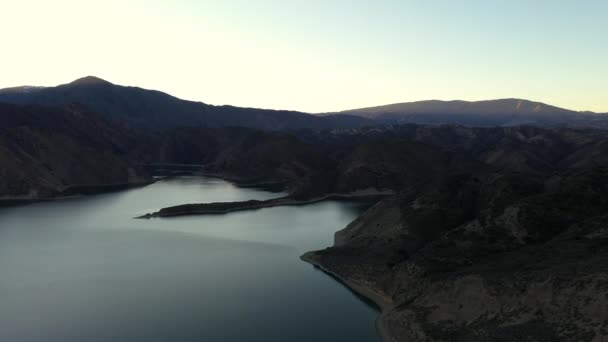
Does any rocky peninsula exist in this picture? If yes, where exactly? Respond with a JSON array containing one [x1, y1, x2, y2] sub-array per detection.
[[137, 190, 394, 218]]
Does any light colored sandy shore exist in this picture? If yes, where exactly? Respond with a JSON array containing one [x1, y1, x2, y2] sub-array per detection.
[[300, 252, 396, 342]]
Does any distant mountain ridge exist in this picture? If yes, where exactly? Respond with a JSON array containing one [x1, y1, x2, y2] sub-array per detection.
[[0, 76, 370, 131], [332, 98, 608, 128], [341, 98, 577, 115], [1, 76, 607, 130]]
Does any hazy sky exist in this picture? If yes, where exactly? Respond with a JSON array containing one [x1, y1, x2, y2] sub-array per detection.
[[2, 0, 607, 112]]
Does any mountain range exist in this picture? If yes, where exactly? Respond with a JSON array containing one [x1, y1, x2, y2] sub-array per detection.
[[1, 76, 607, 130], [0, 76, 369, 131], [334, 98, 608, 127]]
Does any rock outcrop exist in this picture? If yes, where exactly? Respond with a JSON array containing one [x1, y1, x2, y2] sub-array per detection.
[[304, 165, 608, 341]]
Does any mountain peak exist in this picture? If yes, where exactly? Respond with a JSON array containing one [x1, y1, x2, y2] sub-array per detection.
[[69, 76, 112, 86]]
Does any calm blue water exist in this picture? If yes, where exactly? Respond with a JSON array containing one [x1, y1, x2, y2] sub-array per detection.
[[0, 177, 378, 342]]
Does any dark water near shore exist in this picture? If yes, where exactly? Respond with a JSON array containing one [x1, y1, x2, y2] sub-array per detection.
[[0, 177, 378, 342]]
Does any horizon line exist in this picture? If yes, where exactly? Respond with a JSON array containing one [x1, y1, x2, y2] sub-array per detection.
[[1, 75, 605, 115]]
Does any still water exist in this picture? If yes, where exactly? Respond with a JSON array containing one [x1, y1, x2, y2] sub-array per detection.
[[0, 177, 378, 342]]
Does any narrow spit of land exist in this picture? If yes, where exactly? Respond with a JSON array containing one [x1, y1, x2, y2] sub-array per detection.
[[136, 190, 394, 219]]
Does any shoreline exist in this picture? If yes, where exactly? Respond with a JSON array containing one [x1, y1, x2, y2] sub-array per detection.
[[198, 171, 288, 190], [137, 191, 394, 219], [300, 252, 396, 342], [0, 180, 155, 207], [142, 166, 289, 193]]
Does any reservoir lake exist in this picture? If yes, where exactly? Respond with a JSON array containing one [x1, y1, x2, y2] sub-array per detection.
[[0, 177, 378, 342]]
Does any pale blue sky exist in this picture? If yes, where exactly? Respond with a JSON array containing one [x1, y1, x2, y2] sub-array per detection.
[[1, 0, 607, 112]]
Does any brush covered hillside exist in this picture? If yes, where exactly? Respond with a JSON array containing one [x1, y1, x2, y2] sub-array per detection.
[[333, 99, 608, 128], [0, 76, 370, 131], [300, 125, 608, 342], [0, 103, 150, 200]]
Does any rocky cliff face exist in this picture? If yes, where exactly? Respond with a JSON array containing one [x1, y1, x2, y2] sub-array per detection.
[[303, 126, 608, 341]]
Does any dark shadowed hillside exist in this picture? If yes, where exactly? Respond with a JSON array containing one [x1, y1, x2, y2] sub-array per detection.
[[0, 77, 371, 131], [0, 103, 150, 200], [4, 78, 608, 132], [300, 125, 608, 342], [332, 99, 608, 128]]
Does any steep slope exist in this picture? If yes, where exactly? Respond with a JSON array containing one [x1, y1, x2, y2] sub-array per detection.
[[0, 77, 371, 131], [305, 169, 608, 342], [0, 103, 150, 201], [204, 130, 337, 196], [200, 128, 476, 197], [302, 126, 608, 342]]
